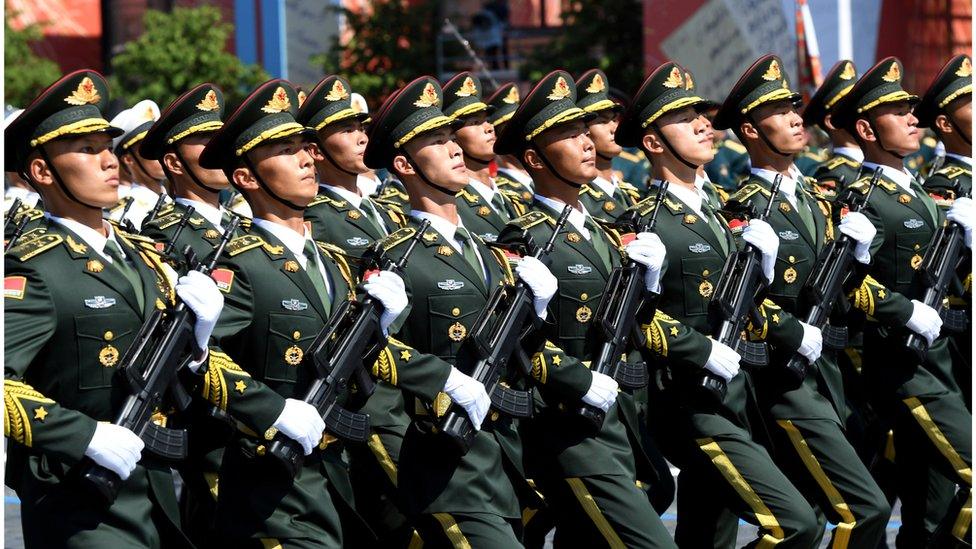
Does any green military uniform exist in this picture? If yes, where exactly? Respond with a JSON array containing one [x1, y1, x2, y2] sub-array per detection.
[[612, 147, 651, 193], [614, 60, 821, 548], [375, 177, 411, 211], [296, 74, 416, 546], [705, 136, 751, 192], [833, 57, 972, 547], [495, 70, 676, 548], [794, 145, 829, 177], [441, 72, 527, 242], [576, 69, 641, 222], [803, 60, 863, 200]]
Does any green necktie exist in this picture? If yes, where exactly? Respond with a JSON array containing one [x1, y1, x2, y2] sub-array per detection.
[[701, 201, 730, 255], [302, 240, 333, 312], [490, 192, 509, 219], [911, 180, 939, 225], [104, 239, 145, 311], [585, 217, 614, 272], [454, 227, 485, 282], [793, 190, 817, 240], [360, 198, 387, 236]]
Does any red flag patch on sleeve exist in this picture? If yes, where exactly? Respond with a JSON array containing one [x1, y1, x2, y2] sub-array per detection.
[[211, 268, 234, 293], [4, 276, 26, 299]]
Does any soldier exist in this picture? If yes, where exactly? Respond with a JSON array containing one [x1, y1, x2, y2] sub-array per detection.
[[107, 100, 170, 230], [703, 101, 751, 192], [575, 69, 641, 222], [833, 56, 973, 547], [3, 70, 264, 548], [803, 60, 863, 199], [615, 61, 821, 548], [295, 74, 415, 546], [442, 72, 525, 242], [487, 82, 536, 205], [714, 54, 892, 548], [363, 75, 568, 547], [494, 70, 676, 548]]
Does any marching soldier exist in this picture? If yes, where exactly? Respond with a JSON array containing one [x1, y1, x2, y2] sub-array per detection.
[[107, 100, 170, 230], [494, 70, 676, 548], [803, 60, 863, 199], [575, 69, 641, 222], [616, 61, 821, 548], [442, 71, 525, 242], [833, 56, 973, 548], [487, 82, 536, 205], [2, 70, 270, 548], [703, 100, 751, 193], [715, 54, 892, 548], [295, 74, 415, 546], [363, 75, 567, 547]]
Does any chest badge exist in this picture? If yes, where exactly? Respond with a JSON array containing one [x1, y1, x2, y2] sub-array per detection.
[[448, 321, 467, 342], [478, 206, 491, 217], [86, 259, 105, 273], [903, 219, 924, 229], [204, 229, 220, 239], [437, 245, 454, 256], [567, 232, 582, 243], [99, 345, 120, 367], [576, 305, 593, 323], [784, 267, 798, 284], [282, 299, 309, 311], [84, 296, 116, 309], [910, 254, 923, 269], [346, 237, 370, 247], [437, 279, 465, 290], [779, 202, 792, 213], [284, 260, 301, 272], [699, 280, 714, 298], [688, 243, 711, 253], [284, 345, 304, 365], [898, 194, 912, 204], [778, 230, 800, 241], [568, 264, 592, 275]]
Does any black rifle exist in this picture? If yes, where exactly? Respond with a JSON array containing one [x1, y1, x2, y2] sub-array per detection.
[[783, 168, 881, 381], [161, 207, 196, 259], [116, 197, 138, 233], [578, 183, 669, 429], [5, 216, 31, 252], [143, 193, 169, 225], [439, 206, 572, 453], [76, 217, 241, 504], [703, 176, 781, 403], [905, 182, 972, 361], [266, 220, 431, 477], [4, 198, 22, 231]]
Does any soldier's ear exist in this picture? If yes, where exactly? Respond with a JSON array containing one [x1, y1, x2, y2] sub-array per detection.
[[823, 113, 838, 132], [232, 165, 259, 191], [641, 131, 664, 154], [26, 153, 54, 188], [853, 118, 876, 143], [161, 151, 183, 176], [933, 113, 954, 139], [522, 147, 545, 171], [738, 120, 759, 142]]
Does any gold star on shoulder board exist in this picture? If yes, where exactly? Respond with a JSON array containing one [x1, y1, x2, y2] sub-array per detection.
[[33, 406, 48, 421], [234, 380, 247, 394], [552, 355, 562, 365], [771, 313, 780, 324], [400, 349, 412, 361], [877, 290, 886, 299], [669, 327, 679, 337]]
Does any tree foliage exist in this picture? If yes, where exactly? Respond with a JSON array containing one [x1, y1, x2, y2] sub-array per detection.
[[110, 6, 268, 109], [4, 12, 61, 108]]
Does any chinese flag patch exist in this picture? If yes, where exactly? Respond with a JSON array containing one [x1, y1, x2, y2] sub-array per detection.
[[619, 232, 637, 246], [4, 276, 26, 299], [211, 268, 234, 293]]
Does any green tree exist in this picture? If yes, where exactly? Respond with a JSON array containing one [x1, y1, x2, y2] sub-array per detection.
[[316, 0, 441, 105], [4, 12, 61, 108], [110, 6, 268, 108], [520, 0, 644, 97]]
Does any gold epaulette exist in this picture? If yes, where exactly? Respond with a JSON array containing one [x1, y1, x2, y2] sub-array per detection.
[[729, 182, 771, 204], [316, 240, 347, 257], [933, 165, 970, 180], [579, 184, 603, 199], [379, 227, 416, 251], [510, 210, 550, 230], [662, 197, 684, 213], [826, 155, 859, 171], [225, 234, 266, 257], [15, 207, 44, 221], [617, 149, 645, 163], [150, 211, 182, 230], [634, 196, 661, 217], [317, 242, 355, 290], [307, 194, 346, 208], [457, 188, 480, 204], [8, 234, 63, 261], [849, 176, 896, 194], [14, 227, 48, 245]]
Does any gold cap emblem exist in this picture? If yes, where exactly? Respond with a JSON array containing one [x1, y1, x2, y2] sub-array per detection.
[[196, 89, 220, 111], [839, 62, 856, 81], [664, 67, 684, 89], [547, 76, 572, 101], [325, 80, 349, 101], [414, 82, 440, 107], [503, 86, 520, 104], [882, 62, 901, 83], [762, 60, 783, 82], [957, 57, 972, 78], [262, 86, 292, 113], [65, 77, 101, 106], [456, 76, 478, 97], [585, 73, 606, 94]]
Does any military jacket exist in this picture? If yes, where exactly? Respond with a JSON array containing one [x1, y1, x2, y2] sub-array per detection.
[[304, 186, 406, 262], [495, 168, 536, 207], [4, 201, 46, 245], [374, 178, 411, 210], [578, 179, 641, 223], [813, 151, 862, 198], [794, 145, 829, 177], [705, 138, 751, 192], [923, 155, 972, 203], [612, 147, 651, 193], [455, 184, 525, 242], [141, 200, 248, 261]]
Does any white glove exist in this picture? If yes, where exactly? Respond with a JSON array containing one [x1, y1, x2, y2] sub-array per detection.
[[515, 256, 558, 320], [363, 270, 408, 334], [906, 299, 943, 345], [273, 399, 325, 456], [625, 232, 667, 292], [947, 197, 973, 249], [84, 423, 144, 480], [798, 321, 823, 363], [443, 367, 490, 430], [704, 339, 741, 382], [838, 211, 877, 264], [176, 270, 224, 371], [742, 219, 779, 283], [582, 371, 619, 413]]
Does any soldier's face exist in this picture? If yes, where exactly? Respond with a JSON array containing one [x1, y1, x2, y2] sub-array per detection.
[[402, 127, 468, 190], [454, 112, 496, 161], [123, 149, 166, 181], [750, 99, 806, 154], [586, 110, 623, 158], [655, 107, 714, 165], [36, 132, 120, 208], [175, 134, 230, 190], [867, 101, 920, 155], [944, 96, 972, 143], [314, 119, 369, 175], [533, 120, 598, 184], [247, 135, 318, 205]]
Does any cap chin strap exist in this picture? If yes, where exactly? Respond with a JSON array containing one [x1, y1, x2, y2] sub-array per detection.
[[171, 147, 223, 194], [464, 152, 494, 165], [314, 137, 361, 177], [34, 146, 105, 209], [242, 155, 305, 211], [651, 123, 699, 170], [862, 113, 906, 160], [746, 114, 793, 158], [129, 153, 166, 188], [402, 151, 458, 197], [531, 145, 583, 189], [946, 113, 972, 146]]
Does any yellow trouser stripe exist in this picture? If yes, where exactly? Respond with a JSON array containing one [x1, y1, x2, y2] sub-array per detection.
[[432, 513, 472, 549], [883, 430, 896, 462], [521, 506, 539, 526], [697, 438, 785, 548], [565, 477, 626, 549], [407, 530, 424, 549], [903, 397, 973, 485], [203, 472, 219, 501], [777, 420, 856, 549], [367, 433, 398, 486], [952, 492, 972, 541], [260, 539, 283, 549]]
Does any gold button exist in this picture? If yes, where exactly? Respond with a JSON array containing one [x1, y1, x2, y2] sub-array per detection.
[[581, 293, 588, 300], [293, 331, 301, 341], [914, 243, 921, 250], [103, 331, 114, 341], [490, 411, 500, 422], [256, 445, 266, 456], [452, 307, 461, 317], [702, 270, 709, 277], [789, 255, 796, 264]]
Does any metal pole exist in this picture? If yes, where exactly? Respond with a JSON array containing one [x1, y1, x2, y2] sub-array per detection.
[[837, 0, 853, 61]]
